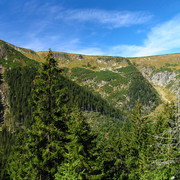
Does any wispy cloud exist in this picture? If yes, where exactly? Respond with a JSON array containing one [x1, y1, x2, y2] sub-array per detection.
[[71, 47, 104, 56], [6, 0, 180, 57], [1, 0, 153, 54], [22, 2, 152, 29], [110, 15, 180, 57], [57, 9, 152, 28]]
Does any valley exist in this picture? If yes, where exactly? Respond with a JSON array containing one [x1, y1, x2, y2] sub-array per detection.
[[0, 40, 179, 179]]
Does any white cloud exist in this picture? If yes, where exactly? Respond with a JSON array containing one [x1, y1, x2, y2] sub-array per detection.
[[19, 14, 180, 57], [110, 15, 180, 57], [58, 9, 152, 28], [21, 2, 152, 28]]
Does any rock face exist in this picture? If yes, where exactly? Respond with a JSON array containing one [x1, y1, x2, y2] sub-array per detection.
[[53, 53, 70, 60], [0, 65, 9, 128], [151, 72, 177, 86], [140, 67, 179, 95], [0, 44, 8, 60]]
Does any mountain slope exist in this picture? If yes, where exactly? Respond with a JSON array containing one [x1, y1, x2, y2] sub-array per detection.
[[20, 45, 179, 104], [0, 40, 39, 68], [129, 55, 180, 102], [1, 40, 179, 112]]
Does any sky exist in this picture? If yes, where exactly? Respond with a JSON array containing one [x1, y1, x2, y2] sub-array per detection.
[[1, 0, 180, 57]]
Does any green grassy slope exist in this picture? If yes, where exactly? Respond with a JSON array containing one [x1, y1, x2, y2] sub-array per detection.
[[129, 55, 180, 102], [0, 40, 39, 68], [2, 40, 178, 113]]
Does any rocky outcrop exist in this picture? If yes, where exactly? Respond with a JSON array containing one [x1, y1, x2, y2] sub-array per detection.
[[53, 53, 70, 60], [140, 67, 179, 95], [0, 65, 9, 129], [151, 71, 176, 86], [0, 44, 8, 60]]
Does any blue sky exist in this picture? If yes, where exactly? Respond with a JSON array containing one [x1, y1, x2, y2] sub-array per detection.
[[1, 0, 180, 57]]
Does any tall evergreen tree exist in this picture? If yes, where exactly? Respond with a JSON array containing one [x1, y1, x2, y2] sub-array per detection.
[[8, 49, 69, 179], [120, 103, 151, 179], [55, 109, 102, 180], [145, 103, 180, 179], [0, 125, 14, 180]]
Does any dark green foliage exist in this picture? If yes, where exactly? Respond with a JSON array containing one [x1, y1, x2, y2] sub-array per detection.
[[144, 103, 180, 179], [71, 67, 125, 83], [107, 89, 127, 104], [128, 72, 161, 110], [120, 104, 152, 179], [165, 63, 178, 67], [8, 50, 69, 179], [175, 69, 180, 73], [8, 50, 102, 180], [87, 62, 91, 67], [101, 84, 113, 94], [86, 103, 180, 179], [116, 64, 139, 84], [0, 43, 179, 179], [56, 110, 102, 179], [116, 64, 137, 74], [70, 62, 161, 112], [94, 116, 125, 179], [4, 65, 123, 129], [4, 66, 37, 127], [0, 126, 14, 179], [89, 104, 152, 179], [151, 66, 173, 73], [71, 67, 96, 81], [62, 67, 69, 74], [0, 40, 39, 68], [96, 70, 123, 82], [60, 76, 123, 119]]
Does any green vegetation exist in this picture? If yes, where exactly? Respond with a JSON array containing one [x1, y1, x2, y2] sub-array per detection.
[[152, 66, 173, 73], [4, 66, 37, 127], [0, 126, 14, 179], [128, 72, 161, 110], [96, 70, 123, 82], [175, 68, 180, 74], [7, 50, 102, 179], [0, 40, 39, 68], [70, 63, 161, 112], [71, 67, 96, 81], [101, 84, 113, 94], [166, 80, 175, 89], [4, 65, 123, 127], [0, 42, 179, 179], [71, 67, 125, 82], [107, 89, 127, 103], [165, 63, 178, 67]]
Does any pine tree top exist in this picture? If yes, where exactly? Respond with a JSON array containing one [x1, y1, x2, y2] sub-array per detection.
[[46, 48, 57, 68]]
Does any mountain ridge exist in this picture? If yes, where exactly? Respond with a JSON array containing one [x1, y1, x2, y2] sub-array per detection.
[[0, 40, 179, 105]]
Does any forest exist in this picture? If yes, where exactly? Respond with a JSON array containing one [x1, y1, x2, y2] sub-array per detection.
[[0, 50, 179, 180]]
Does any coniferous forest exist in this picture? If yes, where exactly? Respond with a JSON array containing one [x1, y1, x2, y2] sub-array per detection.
[[0, 49, 179, 180]]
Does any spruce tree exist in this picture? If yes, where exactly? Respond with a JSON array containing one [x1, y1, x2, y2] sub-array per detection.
[[120, 103, 151, 179], [8, 49, 103, 179], [55, 109, 102, 180], [0, 125, 14, 180], [8, 49, 69, 179], [146, 103, 180, 179]]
